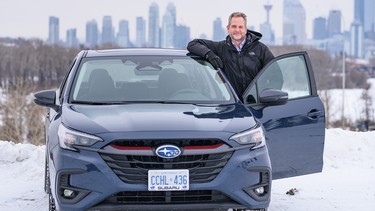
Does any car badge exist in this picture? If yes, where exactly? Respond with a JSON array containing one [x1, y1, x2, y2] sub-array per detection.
[[155, 145, 181, 159]]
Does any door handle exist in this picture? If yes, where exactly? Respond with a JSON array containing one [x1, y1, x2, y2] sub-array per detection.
[[307, 110, 323, 120]]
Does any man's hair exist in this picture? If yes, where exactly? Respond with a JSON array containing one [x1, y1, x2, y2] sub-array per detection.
[[227, 12, 247, 27]]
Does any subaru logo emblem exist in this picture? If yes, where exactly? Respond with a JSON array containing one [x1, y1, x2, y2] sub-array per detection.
[[155, 145, 181, 159]]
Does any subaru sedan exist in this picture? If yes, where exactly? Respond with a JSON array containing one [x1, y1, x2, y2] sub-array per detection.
[[34, 48, 325, 211]]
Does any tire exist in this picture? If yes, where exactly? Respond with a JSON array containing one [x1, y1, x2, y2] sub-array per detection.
[[45, 157, 56, 211], [44, 157, 50, 194], [49, 191, 56, 211]]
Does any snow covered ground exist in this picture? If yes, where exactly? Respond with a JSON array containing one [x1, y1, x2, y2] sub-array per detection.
[[320, 79, 375, 124], [269, 129, 375, 211], [0, 129, 374, 211], [0, 141, 47, 210]]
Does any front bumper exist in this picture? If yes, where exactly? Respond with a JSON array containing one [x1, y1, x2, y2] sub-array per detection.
[[51, 142, 271, 211]]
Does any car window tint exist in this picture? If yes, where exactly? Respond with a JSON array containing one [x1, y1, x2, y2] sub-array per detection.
[[248, 55, 311, 104], [59, 57, 77, 104], [246, 55, 312, 104], [246, 85, 258, 104], [71, 56, 234, 104], [276, 55, 311, 99]]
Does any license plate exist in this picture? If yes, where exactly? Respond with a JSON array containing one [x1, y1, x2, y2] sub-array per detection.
[[148, 169, 189, 191]]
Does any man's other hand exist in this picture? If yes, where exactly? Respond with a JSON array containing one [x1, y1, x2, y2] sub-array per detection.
[[205, 51, 223, 69]]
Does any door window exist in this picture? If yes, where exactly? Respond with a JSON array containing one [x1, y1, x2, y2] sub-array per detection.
[[245, 55, 311, 104]]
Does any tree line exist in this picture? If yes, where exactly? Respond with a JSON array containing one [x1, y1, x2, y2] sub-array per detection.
[[0, 38, 80, 145], [0, 38, 79, 89]]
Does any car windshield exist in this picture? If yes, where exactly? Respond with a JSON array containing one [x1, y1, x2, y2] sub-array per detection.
[[70, 55, 235, 104]]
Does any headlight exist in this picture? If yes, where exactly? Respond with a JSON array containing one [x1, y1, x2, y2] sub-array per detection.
[[57, 124, 103, 151], [230, 125, 265, 149]]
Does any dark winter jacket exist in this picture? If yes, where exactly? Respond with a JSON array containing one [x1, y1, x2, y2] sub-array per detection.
[[187, 30, 275, 97]]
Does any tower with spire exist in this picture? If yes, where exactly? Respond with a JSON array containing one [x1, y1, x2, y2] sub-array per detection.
[[264, 4, 272, 24], [260, 2, 275, 45]]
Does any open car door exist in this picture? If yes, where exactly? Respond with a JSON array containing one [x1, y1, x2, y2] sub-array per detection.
[[243, 51, 325, 180]]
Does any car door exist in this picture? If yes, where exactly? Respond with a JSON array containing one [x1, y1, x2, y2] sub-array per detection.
[[243, 51, 325, 180]]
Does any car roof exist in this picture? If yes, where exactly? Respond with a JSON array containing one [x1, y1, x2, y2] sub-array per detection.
[[84, 48, 191, 58]]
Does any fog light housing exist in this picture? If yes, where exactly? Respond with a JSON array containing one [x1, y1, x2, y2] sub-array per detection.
[[243, 169, 271, 201], [57, 170, 90, 204], [254, 186, 265, 196], [244, 184, 269, 201], [63, 189, 76, 199]]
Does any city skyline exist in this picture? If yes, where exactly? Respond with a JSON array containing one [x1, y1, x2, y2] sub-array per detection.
[[0, 0, 353, 42]]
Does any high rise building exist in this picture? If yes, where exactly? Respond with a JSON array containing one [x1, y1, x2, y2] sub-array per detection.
[[260, 3, 275, 45], [325, 10, 348, 57], [102, 16, 114, 45], [161, 2, 176, 48], [313, 17, 327, 40], [85, 20, 98, 49], [136, 17, 146, 47], [327, 10, 342, 37], [48, 16, 59, 45], [175, 24, 190, 49], [148, 3, 160, 47], [282, 0, 306, 45], [351, 20, 364, 58], [213, 18, 226, 41], [117, 20, 130, 47], [355, 0, 365, 24], [364, 0, 375, 39], [66, 28, 78, 48], [353, 0, 374, 59]]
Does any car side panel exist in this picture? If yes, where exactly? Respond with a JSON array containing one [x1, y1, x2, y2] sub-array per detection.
[[250, 97, 325, 179]]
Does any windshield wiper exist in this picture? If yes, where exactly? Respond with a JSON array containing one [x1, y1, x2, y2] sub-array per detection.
[[153, 101, 229, 106], [71, 100, 229, 106], [71, 100, 119, 105], [71, 100, 190, 105]]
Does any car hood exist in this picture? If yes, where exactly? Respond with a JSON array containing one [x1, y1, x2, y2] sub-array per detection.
[[61, 103, 256, 134]]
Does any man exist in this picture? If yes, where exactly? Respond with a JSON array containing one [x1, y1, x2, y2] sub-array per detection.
[[187, 12, 275, 97]]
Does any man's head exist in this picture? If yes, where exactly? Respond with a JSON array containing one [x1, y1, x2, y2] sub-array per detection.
[[227, 12, 247, 43]]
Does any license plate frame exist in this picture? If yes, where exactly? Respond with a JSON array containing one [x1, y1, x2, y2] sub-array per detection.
[[148, 169, 189, 191]]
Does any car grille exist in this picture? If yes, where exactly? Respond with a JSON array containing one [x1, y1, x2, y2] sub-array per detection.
[[109, 139, 223, 148], [100, 190, 235, 204], [99, 139, 233, 184]]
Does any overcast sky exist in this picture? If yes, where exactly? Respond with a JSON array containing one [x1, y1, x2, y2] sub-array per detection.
[[0, 0, 353, 42]]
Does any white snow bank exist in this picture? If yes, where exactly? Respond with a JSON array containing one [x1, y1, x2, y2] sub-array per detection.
[[0, 141, 47, 211], [269, 129, 375, 211]]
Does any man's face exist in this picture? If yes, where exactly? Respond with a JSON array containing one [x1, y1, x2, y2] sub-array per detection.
[[227, 17, 247, 42]]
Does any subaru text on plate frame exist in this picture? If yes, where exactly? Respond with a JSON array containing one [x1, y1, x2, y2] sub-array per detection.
[[34, 48, 325, 211]]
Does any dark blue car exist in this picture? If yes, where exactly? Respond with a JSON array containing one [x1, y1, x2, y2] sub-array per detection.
[[34, 48, 325, 211]]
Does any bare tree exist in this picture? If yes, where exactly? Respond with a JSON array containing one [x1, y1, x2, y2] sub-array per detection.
[[369, 57, 375, 66], [25, 100, 45, 145], [360, 83, 374, 131], [0, 78, 44, 144], [0, 39, 78, 89], [319, 90, 331, 128], [347, 69, 369, 89]]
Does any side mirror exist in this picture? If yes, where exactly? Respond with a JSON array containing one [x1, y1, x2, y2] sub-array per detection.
[[259, 89, 288, 106], [34, 90, 60, 111]]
